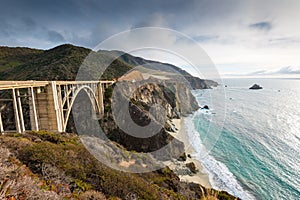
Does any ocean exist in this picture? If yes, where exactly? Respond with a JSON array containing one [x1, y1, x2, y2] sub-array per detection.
[[186, 78, 300, 200]]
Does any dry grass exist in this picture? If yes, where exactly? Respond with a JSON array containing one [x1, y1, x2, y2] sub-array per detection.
[[0, 147, 61, 199]]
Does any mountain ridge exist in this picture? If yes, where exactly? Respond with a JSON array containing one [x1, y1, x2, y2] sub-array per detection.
[[0, 44, 218, 89]]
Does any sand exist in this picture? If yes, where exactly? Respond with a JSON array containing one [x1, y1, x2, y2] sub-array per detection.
[[166, 118, 212, 188]]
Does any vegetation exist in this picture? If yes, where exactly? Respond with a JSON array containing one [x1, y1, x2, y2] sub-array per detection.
[[0, 132, 237, 199], [0, 44, 133, 81], [0, 46, 42, 73]]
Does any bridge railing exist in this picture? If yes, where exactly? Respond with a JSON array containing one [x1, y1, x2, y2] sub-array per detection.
[[0, 80, 114, 90]]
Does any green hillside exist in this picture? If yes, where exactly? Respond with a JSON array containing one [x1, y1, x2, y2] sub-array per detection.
[[0, 44, 217, 88], [0, 46, 43, 73], [0, 44, 132, 81]]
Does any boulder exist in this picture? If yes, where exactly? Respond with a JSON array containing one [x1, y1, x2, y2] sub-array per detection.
[[186, 162, 198, 174], [178, 152, 187, 161]]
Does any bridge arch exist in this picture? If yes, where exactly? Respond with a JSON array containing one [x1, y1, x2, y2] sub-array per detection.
[[63, 85, 101, 132]]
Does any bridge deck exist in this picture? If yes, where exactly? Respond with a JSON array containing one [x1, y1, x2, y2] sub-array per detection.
[[0, 80, 114, 90]]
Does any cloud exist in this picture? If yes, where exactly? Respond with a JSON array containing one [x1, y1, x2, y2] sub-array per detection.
[[277, 66, 300, 74], [226, 66, 300, 77], [132, 13, 167, 28], [1, 0, 300, 76], [194, 35, 219, 43], [47, 30, 65, 42], [21, 17, 37, 31], [247, 70, 269, 75], [0, 21, 11, 37], [255, 66, 300, 75], [249, 21, 272, 31]]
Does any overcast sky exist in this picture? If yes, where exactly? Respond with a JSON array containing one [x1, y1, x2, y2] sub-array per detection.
[[1, 0, 300, 77]]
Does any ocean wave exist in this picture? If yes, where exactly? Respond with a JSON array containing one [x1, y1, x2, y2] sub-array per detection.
[[184, 115, 256, 200]]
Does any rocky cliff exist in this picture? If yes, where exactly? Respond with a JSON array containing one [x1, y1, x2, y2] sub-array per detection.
[[100, 79, 199, 162]]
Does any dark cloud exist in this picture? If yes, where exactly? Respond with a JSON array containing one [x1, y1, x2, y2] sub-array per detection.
[[0, 21, 11, 37], [21, 17, 37, 31], [132, 13, 166, 28], [249, 21, 272, 31], [0, 0, 297, 59], [0, 0, 245, 49], [47, 30, 65, 42]]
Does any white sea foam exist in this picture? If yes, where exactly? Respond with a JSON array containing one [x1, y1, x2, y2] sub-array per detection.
[[185, 114, 256, 200]]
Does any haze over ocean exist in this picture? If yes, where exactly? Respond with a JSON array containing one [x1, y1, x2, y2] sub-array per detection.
[[188, 78, 300, 199]]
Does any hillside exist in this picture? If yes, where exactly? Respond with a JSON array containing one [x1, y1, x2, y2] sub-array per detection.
[[0, 44, 218, 89], [0, 46, 43, 73], [100, 50, 218, 89], [0, 131, 236, 199]]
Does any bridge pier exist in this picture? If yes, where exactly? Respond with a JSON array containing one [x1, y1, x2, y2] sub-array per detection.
[[37, 81, 64, 132]]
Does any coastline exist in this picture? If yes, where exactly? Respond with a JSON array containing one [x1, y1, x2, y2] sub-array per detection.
[[166, 118, 211, 188]]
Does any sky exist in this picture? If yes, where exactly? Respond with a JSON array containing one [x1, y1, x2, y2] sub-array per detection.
[[1, 0, 300, 78]]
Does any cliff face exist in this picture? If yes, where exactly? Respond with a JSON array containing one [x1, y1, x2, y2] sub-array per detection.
[[184, 76, 218, 89], [100, 80, 199, 161], [116, 79, 199, 116]]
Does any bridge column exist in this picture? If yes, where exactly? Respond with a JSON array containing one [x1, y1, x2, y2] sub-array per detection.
[[16, 89, 25, 132], [57, 85, 65, 131], [97, 83, 104, 117], [0, 112, 3, 133], [12, 88, 21, 133], [28, 87, 39, 131], [46, 81, 63, 132]]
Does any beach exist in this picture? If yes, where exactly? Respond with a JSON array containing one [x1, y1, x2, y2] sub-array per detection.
[[166, 118, 211, 188]]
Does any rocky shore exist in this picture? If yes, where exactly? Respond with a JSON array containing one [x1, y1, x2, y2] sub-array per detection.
[[165, 118, 212, 188]]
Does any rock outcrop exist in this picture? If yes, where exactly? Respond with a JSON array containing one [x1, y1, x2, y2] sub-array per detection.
[[186, 162, 198, 174], [201, 105, 209, 110], [249, 84, 263, 90], [118, 70, 144, 82]]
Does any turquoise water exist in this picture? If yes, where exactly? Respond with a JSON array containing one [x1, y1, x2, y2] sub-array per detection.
[[187, 78, 300, 200]]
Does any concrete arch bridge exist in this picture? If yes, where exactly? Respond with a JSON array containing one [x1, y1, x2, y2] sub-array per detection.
[[0, 80, 114, 133]]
